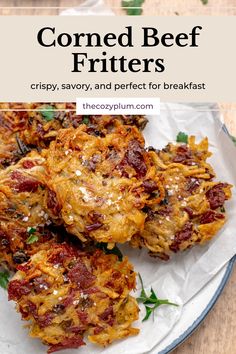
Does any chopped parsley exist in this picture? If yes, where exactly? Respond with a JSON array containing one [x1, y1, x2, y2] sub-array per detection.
[[0, 271, 10, 289], [40, 105, 55, 121], [96, 242, 123, 261], [27, 227, 37, 235], [26, 234, 39, 244], [201, 0, 208, 4], [82, 116, 90, 125], [137, 273, 178, 321], [122, 0, 145, 15], [26, 227, 38, 244], [231, 135, 236, 146], [176, 131, 188, 144], [220, 206, 226, 213]]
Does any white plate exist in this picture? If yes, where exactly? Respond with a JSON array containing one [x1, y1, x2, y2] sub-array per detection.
[[149, 255, 236, 354], [147, 122, 236, 353], [0, 115, 235, 354]]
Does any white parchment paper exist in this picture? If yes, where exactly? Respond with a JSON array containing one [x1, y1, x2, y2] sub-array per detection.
[[0, 103, 235, 354]]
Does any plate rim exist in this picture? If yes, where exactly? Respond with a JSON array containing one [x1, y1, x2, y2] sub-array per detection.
[[158, 255, 236, 354], [157, 122, 235, 354]]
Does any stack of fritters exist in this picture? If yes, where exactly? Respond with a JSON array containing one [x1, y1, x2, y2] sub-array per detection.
[[0, 103, 147, 169], [0, 106, 232, 353], [0, 110, 149, 353]]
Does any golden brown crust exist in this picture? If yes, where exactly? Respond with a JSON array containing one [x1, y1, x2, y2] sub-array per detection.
[[0, 103, 147, 168], [131, 137, 232, 259], [43, 125, 163, 245], [8, 243, 139, 353], [0, 152, 60, 269], [0, 108, 233, 353]]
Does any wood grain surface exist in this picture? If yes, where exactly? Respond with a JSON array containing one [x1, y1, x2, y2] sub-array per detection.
[[0, 1, 235, 354]]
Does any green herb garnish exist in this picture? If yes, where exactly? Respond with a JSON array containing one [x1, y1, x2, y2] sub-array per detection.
[[220, 206, 226, 213], [176, 132, 188, 144], [82, 116, 90, 125], [40, 105, 55, 121], [26, 227, 38, 244], [26, 234, 39, 244], [201, 0, 208, 4], [27, 227, 37, 235], [96, 242, 123, 261], [231, 135, 236, 146], [122, 0, 145, 15], [0, 271, 10, 289], [137, 273, 178, 321]]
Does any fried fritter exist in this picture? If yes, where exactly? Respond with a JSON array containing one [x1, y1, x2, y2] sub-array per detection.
[[0, 105, 29, 168], [0, 103, 147, 168], [0, 152, 60, 269], [8, 243, 139, 353], [131, 137, 232, 259], [43, 125, 164, 245], [0, 103, 70, 168]]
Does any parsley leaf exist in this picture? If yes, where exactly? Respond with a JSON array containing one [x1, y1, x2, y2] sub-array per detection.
[[40, 105, 55, 121], [27, 227, 37, 235], [137, 272, 148, 301], [231, 135, 236, 146], [0, 271, 10, 289], [137, 273, 178, 321], [26, 227, 38, 244], [96, 242, 123, 261], [176, 131, 188, 144], [143, 305, 152, 321], [122, 0, 145, 15], [26, 234, 39, 244], [82, 116, 90, 125], [201, 0, 208, 4]]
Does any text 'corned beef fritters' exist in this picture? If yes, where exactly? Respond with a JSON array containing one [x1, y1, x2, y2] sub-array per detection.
[[8, 243, 139, 353], [131, 136, 232, 259], [42, 125, 164, 245]]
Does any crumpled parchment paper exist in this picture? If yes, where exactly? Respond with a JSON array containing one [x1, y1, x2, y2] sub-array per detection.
[[0, 103, 235, 354]]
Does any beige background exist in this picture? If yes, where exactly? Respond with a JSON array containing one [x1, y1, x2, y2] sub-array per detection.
[[0, 1, 235, 354], [0, 16, 236, 104]]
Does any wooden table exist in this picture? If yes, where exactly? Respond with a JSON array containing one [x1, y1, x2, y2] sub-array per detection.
[[0, 1, 235, 354]]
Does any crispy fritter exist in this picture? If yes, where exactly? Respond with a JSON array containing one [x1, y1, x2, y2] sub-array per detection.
[[0, 152, 60, 269], [8, 243, 139, 353], [0, 103, 68, 168], [131, 137, 232, 259], [0, 106, 29, 168], [43, 125, 164, 245], [0, 103, 147, 168]]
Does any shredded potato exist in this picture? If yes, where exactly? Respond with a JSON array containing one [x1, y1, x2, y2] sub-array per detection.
[[131, 137, 232, 259], [42, 125, 164, 244], [8, 243, 139, 353], [0, 152, 61, 269], [0, 103, 147, 168], [0, 107, 233, 353]]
